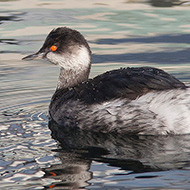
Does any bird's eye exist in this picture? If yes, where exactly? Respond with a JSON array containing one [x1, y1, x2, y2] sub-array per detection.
[[50, 45, 57, 52]]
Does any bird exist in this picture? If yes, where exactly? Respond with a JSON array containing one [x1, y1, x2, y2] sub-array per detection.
[[22, 27, 190, 135]]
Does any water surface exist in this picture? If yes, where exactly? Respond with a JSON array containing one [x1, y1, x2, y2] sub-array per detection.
[[1, 0, 190, 189]]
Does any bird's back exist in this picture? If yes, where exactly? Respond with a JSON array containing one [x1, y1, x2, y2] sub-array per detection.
[[51, 67, 186, 106]]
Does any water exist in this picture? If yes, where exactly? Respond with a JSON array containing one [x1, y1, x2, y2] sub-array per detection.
[[1, 0, 190, 189]]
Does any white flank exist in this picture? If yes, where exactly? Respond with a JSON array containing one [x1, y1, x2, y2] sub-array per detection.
[[135, 88, 190, 134], [89, 88, 190, 135]]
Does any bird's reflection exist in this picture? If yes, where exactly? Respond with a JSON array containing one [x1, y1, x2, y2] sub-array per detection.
[[43, 121, 190, 189], [43, 150, 92, 189]]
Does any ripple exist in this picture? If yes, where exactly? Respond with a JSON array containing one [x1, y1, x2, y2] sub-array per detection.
[[1, 0, 190, 189], [0, 103, 58, 189]]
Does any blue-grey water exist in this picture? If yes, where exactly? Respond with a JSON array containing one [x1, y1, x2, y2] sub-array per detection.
[[1, 0, 190, 189]]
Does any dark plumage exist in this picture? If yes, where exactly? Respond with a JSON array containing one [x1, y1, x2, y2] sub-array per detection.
[[50, 67, 186, 106], [40, 27, 91, 59]]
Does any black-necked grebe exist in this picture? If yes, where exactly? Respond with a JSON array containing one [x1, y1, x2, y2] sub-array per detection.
[[23, 27, 190, 135]]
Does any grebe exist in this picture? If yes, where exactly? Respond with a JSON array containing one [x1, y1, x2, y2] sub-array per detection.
[[23, 27, 190, 135]]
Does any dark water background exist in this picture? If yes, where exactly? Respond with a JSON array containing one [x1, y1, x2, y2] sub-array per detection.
[[1, 0, 190, 189]]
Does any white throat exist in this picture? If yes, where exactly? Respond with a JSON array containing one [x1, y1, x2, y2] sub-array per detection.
[[47, 45, 90, 70], [47, 45, 91, 89]]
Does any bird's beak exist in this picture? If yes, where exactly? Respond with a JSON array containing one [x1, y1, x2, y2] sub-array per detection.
[[22, 51, 45, 61]]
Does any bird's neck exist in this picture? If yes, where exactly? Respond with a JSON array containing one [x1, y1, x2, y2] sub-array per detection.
[[48, 45, 91, 89], [57, 66, 90, 89]]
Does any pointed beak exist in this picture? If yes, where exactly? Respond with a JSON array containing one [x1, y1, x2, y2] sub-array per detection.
[[22, 52, 46, 61]]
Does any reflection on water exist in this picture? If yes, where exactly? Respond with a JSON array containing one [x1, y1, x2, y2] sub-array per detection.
[[1, 0, 190, 189], [43, 151, 92, 189], [45, 121, 190, 189], [49, 121, 190, 172], [149, 0, 184, 7], [0, 11, 23, 24]]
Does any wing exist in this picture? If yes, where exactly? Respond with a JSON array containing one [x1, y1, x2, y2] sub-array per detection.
[[51, 67, 186, 105], [74, 67, 186, 104]]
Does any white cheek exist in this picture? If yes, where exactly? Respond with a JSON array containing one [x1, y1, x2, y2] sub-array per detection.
[[46, 46, 90, 71], [76, 46, 91, 67], [46, 52, 65, 66]]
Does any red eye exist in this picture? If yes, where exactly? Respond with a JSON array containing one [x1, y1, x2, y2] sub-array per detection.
[[50, 45, 57, 52]]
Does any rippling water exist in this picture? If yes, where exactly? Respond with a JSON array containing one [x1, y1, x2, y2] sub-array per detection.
[[1, 0, 190, 189]]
